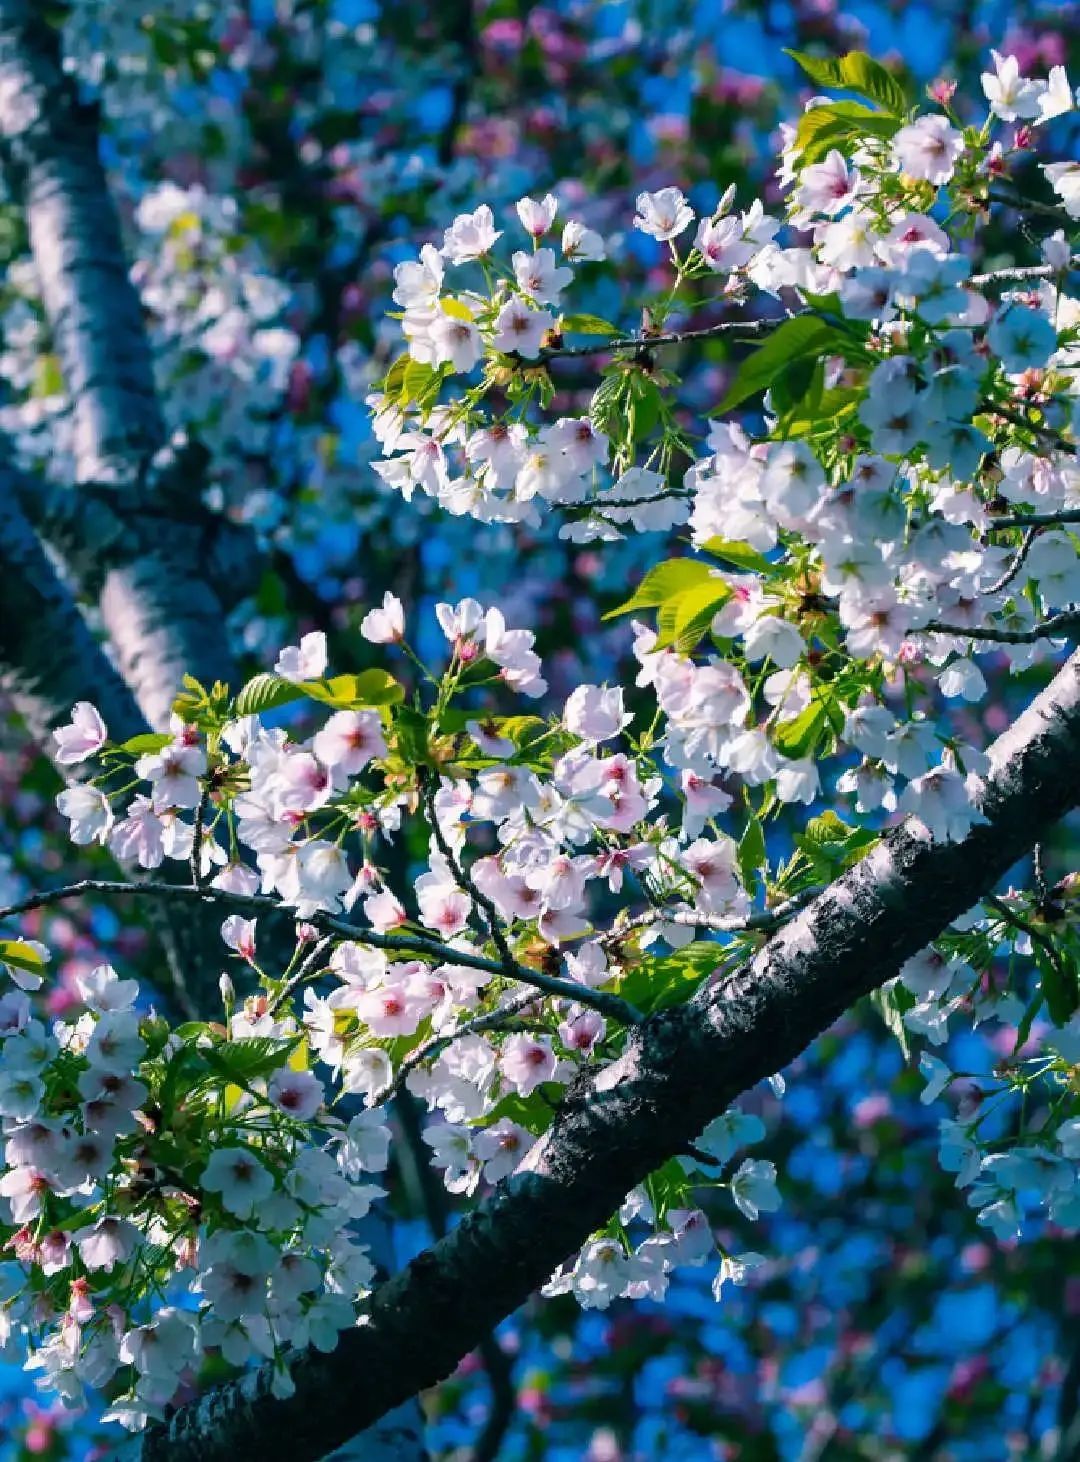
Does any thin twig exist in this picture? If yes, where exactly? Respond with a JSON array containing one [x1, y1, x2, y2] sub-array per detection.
[[370, 989, 539, 1108], [608, 888, 821, 943], [1033, 843, 1049, 903], [986, 893, 1071, 996], [534, 254, 1080, 366], [538, 313, 781, 362], [423, 772, 518, 976], [983, 526, 1040, 597], [988, 190, 1077, 224], [981, 399, 1078, 457], [0, 878, 642, 1025], [969, 258, 1078, 286], [190, 786, 210, 890], [267, 935, 332, 1018], [922, 609, 1080, 645], [986, 508, 1080, 531]]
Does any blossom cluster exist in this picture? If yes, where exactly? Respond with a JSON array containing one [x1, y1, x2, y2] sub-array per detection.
[[2, 41, 1079, 1436], [0, 957, 385, 1427], [29, 570, 1078, 1412]]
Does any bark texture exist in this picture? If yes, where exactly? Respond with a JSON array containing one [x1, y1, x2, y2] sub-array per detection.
[[0, 464, 144, 748], [0, 2, 161, 482], [124, 652, 1080, 1462], [0, 1, 236, 729]]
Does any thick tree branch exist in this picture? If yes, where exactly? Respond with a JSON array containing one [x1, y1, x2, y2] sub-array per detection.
[[121, 650, 1080, 1462], [987, 508, 1080, 531]]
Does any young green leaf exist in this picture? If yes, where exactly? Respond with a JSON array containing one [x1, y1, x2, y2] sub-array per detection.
[[719, 317, 850, 412], [604, 558, 716, 619]]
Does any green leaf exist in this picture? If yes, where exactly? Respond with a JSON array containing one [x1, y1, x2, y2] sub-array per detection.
[[782, 386, 859, 439], [157, 1042, 211, 1121], [1012, 988, 1043, 1054], [235, 673, 307, 718], [719, 317, 850, 412], [440, 297, 475, 322], [1036, 946, 1079, 1025], [172, 674, 232, 731], [619, 943, 724, 1015], [394, 705, 430, 765], [203, 1036, 301, 1087], [389, 357, 448, 410], [603, 558, 715, 620], [785, 49, 909, 117], [119, 733, 173, 755], [303, 670, 404, 710], [381, 353, 409, 399], [871, 984, 913, 1060], [738, 815, 767, 890], [562, 313, 620, 335], [654, 580, 732, 651], [786, 48, 853, 88], [33, 354, 64, 399], [793, 99, 902, 166], [0, 940, 46, 977], [495, 715, 549, 744], [644, 1156, 693, 1226], [835, 52, 909, 117], [772, 700, 828, 759], [794, 809, 878, 877], [702, 539, 773, 575], [771, 356, 823, 422], [485, 1090, 557, 1135], [626, 372, 662, 441], [589, 372, 624, 436]]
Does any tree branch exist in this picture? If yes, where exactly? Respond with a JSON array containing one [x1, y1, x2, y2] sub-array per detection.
[[533, 257, 1079, 365], [923, 610, 1080, 644], [121, 649, 1080, 1462], [986, 509, 1080, 531], [371, 990, 540, 1108], [0, 878, 643, 1026]]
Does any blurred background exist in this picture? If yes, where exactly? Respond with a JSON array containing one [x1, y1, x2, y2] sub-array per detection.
[[0, 1, 1078, 1458]]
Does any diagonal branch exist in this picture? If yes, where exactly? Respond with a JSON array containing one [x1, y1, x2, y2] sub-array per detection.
[[123, 649, 1080, 1462]]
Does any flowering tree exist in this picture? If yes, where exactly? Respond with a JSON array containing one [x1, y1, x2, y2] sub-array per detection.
[[0, 3, 1079, 1459]]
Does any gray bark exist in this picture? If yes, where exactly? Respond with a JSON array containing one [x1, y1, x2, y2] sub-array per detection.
[[125, 650, 1080, 1462], [0, 0, 235, 730], [0, 3, 160, 482], [0, 462, 144, 748]]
